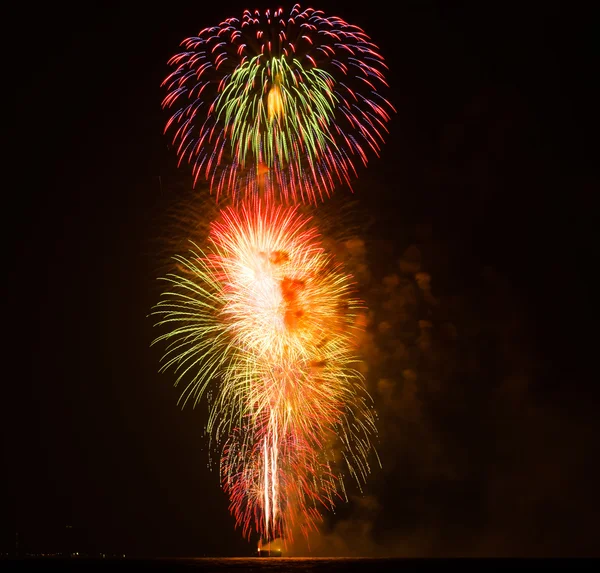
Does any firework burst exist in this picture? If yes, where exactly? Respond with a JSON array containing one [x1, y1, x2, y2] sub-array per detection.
[[152, 202, 377, 543], [162, 4, 394, 203]]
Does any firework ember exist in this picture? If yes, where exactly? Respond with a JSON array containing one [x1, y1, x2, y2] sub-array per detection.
[[152, 202, 377, 543], [162, 4, 394, 203]]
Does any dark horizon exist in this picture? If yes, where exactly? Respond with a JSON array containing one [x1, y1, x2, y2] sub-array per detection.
[[4, 0, 597, 559]]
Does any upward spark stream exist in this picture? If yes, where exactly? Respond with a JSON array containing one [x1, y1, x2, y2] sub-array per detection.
[[152, 202, 377, 543]]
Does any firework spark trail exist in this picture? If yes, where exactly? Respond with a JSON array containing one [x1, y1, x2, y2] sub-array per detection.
[[152, 202, 377, 543], [162, 4, 395, 203], [155, 3, 391, 549]]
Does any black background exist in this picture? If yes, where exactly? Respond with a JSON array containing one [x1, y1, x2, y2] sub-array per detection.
[[3, 0, 597, 558]]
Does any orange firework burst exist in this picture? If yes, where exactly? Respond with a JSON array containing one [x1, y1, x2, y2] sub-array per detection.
[[152, 201, 377, 544]]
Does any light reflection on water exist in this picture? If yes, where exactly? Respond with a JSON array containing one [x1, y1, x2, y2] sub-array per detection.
[[151, 558, 407, 572], [4, 557, 411, 572]]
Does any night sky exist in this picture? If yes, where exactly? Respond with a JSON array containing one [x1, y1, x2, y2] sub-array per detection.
[[4, 1, 598, 558]]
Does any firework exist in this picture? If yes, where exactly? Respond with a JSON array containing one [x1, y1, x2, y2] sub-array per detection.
[[152, 202, 377, 542], [162, 5, 394, 203]]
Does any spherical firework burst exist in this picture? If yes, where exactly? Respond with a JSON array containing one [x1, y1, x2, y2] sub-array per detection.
[[162, 4, 394, 203], [151, 201, 377, 543]]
